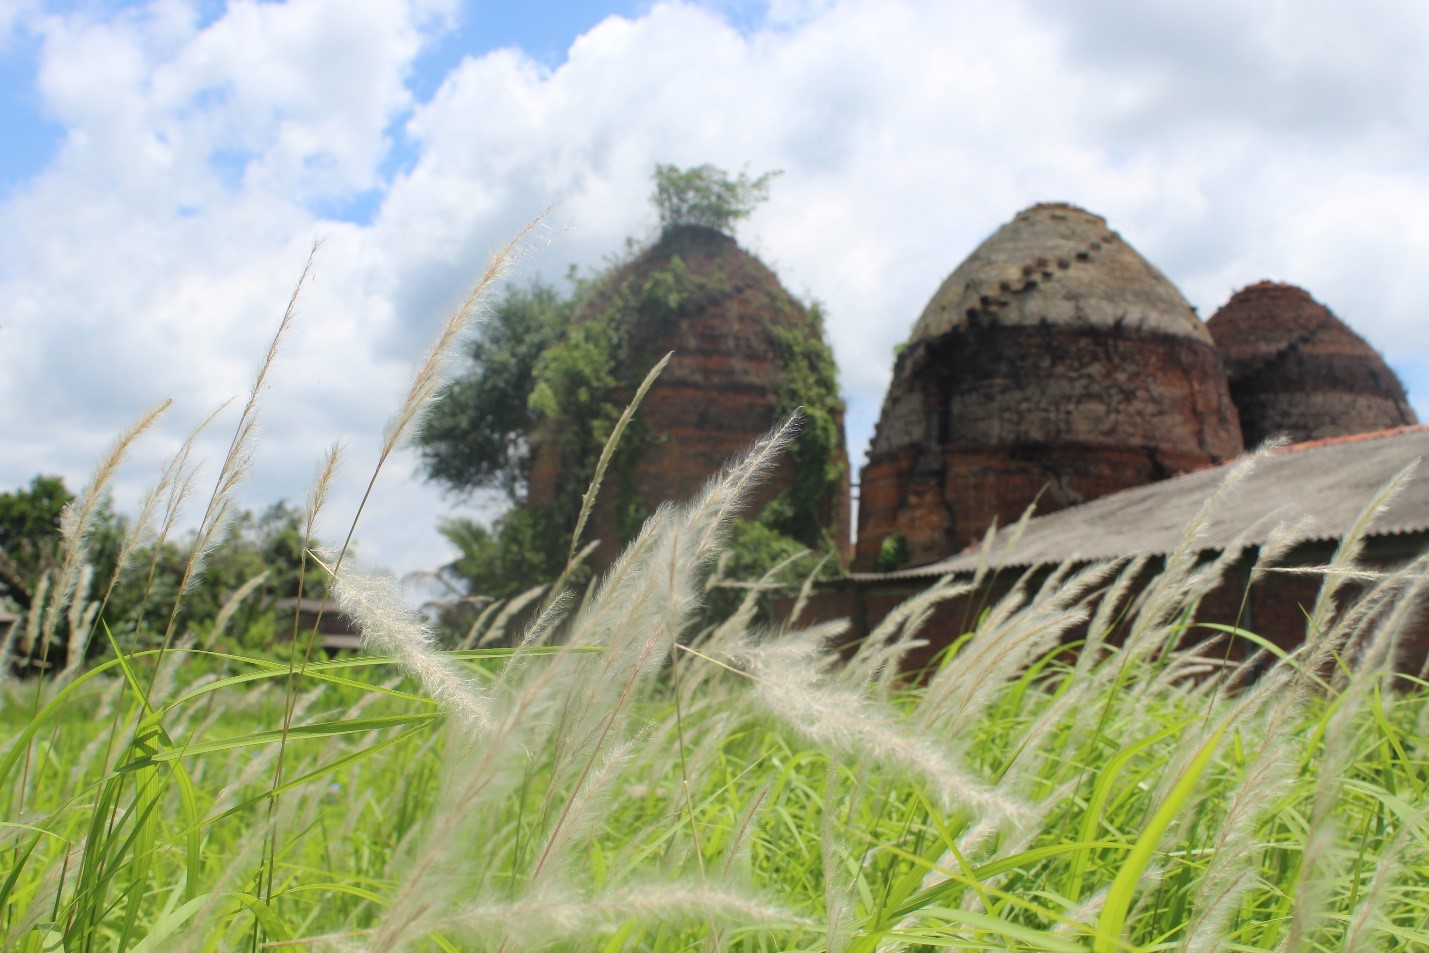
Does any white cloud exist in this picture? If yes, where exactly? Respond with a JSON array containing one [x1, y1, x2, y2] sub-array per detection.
[[2, 0, 1427, 584]]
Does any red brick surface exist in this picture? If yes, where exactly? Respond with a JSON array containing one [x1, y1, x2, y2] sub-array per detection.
[[856, 325, 1242, 568], [1207, 282, 1417, 446]]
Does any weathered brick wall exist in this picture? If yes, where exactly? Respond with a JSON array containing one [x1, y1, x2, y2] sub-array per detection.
[[793, 537, 1429, 678], [855, 325, 1242, 568]]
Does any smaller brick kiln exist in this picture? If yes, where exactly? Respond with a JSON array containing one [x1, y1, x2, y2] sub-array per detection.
[[527, 224, 850, 567], [855, 203, 1244, 570], [1206, 281, 1417, 447]]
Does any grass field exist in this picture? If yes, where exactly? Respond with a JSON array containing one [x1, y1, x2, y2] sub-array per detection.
[[2, 235, 1427, 951]]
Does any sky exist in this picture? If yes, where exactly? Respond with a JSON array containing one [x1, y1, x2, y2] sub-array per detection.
[[2, 0, 1427, 589]]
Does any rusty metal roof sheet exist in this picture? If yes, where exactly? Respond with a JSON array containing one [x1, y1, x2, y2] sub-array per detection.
[[852, 425, 1429, 580]]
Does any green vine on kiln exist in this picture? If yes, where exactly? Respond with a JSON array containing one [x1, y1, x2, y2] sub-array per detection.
[[528, 251, 726, 544], [766, 304, 845, 544]]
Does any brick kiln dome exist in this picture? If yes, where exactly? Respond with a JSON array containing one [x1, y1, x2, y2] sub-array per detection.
[[1206, 281, 1416, 447], [528, 224, 850, 566], [856, 203, 1243, 570], [909, 203, 1216, 345]]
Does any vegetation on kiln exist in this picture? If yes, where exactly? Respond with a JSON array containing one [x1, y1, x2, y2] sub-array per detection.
[[417, 165, 843, 602]]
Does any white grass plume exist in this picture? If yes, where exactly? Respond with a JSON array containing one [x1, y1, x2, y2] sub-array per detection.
[[159, 246, 319, 654], [382, 223, 545, 460], [330, 558, 492, 737], [529, 417, 800, 742], [1073, 556, 1143, 681], [1303, 459, 1419, 672], [919, 559, 1115, 738], [785, 552, 831, 629], [1341, 799, 1429, 951], [1120, 443, 1277, 655], [456, 595, 504, 650], [683, 414, 804, 564], [709, 546, 812, 650], [55, 566, 99, 683], [201, 571, 269, 650], [368, 416, 798, 952], [565, 350, 671, 567], [1054, 886, 1110, 938], [1345, 551, 1429, 679], [95, 401, 227, 637], [822, 765, 857, 953], [1278, 552, 1427, 950], [306, 441, 343, 540], [439, 881, 804, 949], [332, 219, 544, 604], [526, 734, 641, 881], [0, 575, 42, 680], [840, 572, 971, 691], [1179, 698, 1302, 953], [468, 583, 547, 649], [741, 636, 1024, 822], [702, 779, 775, 953]]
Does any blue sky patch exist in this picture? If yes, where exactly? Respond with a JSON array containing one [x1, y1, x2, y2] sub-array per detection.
[[0, 28, 62, 200]]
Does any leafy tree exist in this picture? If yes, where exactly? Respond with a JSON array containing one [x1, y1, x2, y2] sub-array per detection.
[[413, 281, 581, 602], [433, 509, 564, 605], [651, 163, 780, 235], [102, 501, 325, 648], [418, 281, 573, 500], [0, 475, 72, 611], [872, 532, 910, 573]]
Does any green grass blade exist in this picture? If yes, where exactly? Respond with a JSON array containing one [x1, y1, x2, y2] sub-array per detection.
[[116, 713, 443, 769], [1094, 718, 1231, 953]]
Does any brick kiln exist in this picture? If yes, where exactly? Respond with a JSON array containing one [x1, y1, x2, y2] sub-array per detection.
[[855, 203, 1244, 570], [1206, 281, 1417, 447], [527, 224, 850, 568]]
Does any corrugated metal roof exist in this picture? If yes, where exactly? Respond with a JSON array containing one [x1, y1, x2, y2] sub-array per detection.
[[851, 425, 1429, 581]]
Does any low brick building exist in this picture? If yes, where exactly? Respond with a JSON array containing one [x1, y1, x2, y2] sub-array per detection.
[[807, 426, 1429, 674]]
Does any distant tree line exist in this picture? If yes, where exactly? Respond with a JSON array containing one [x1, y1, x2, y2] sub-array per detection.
[[0, 474, 325, 673]]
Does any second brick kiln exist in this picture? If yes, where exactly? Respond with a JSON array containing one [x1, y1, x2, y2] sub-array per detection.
[[855, 203, 1245, 569]]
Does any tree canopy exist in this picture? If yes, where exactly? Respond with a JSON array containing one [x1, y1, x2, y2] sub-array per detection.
[[1, 472, 327, 671], [417, 281, 572, 500], [0, 474, 70, 611]]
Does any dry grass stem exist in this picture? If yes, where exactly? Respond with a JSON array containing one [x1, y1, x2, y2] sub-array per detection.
[[39, 398, 172, 652]]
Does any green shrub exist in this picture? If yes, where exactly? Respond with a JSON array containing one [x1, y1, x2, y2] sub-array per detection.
[[873, 532, 909, 572]]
